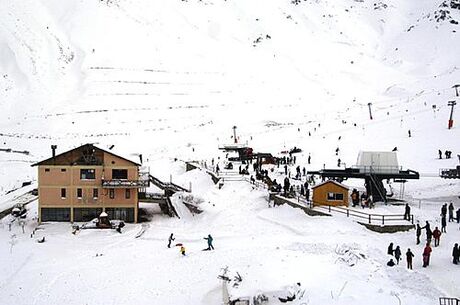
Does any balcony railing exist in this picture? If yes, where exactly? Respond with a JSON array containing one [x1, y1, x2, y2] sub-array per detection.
[[102, 179, 149, 188]]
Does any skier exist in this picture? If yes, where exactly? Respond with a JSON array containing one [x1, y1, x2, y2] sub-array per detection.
[[180, 245, 186, 256], [441, 215, 447, 233], [307, 154, 311, 164], [394, 246, 401, 264], [416, 223, 422, 245], [448, 202, 454, 222], [168, 233, 175, 248], [284, 164, 288, 175], [387, 243, 394, 256], [422, 243, 432, 267], [387, 259, 396, 267], [283, 177, 290, 197], [406, 248, 414, 270], [438, 149, 442, 159], [404, 203, 411, 221], [408, 129, 411, 137], [204, 234, 214, 250], [302, 167, 306, 176], [432, 227, 441, 247], [453, 243, 460, 265]]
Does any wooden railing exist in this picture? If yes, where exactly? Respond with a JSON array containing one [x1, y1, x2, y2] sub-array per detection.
[[295, 197, 414, 225]]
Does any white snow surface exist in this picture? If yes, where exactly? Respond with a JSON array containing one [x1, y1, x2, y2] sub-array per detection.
[[0, 0, 460, 304]]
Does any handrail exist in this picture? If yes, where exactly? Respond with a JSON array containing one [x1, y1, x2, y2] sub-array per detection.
[[296, 197, 413, 225]]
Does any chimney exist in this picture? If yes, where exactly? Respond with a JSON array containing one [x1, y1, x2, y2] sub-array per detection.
[[51, 145, 57, 164]]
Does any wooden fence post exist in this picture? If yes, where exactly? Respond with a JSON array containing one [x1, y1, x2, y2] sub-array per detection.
[[368, 214, 371, 224], [382, 215, 384, 225]]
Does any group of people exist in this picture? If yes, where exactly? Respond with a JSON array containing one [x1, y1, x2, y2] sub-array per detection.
[[167, 233, 215, 256], [438, 149, 454, 159], [391, 202, 459, 269], [350, 189, 373, 209]]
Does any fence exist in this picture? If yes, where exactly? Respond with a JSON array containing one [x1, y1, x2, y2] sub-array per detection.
[[440, 297, 460, 305], [295, 197, 413, 225]]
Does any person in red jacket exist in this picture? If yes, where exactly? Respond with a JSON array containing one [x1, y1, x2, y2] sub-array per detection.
[[432, 227, 442, 247], [423, 243, 432, 267]]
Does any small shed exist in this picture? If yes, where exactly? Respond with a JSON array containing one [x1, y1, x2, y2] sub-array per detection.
[[312, 180, 349, 207]]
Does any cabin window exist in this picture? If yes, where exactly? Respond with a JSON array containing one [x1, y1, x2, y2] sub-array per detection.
[[77, 188, 82, 199], [61, 168, 66, 172], [327, 192, 344, 201], [93, 188, 98, 199], [112, 169, 128, 180], [109, 189, 115, 199], [125, 189, 131, 199], [45, 168, 50, 172], [80, 169, 95, 180], [61, 188, 66, 199]]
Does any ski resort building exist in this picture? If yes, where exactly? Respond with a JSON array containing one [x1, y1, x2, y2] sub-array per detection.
[[311, 180, 349, 207], [32, 144, 148, 223]]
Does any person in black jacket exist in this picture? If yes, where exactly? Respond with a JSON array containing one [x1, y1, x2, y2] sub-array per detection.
[[448, 202, 454, 222], [394, 246, 401, 264], [416, 224, 422, 245], [406, 248, 414, 269], [453, 243, 460, 265], [387, 243, 394, 256], [404, 204, 411, 221]]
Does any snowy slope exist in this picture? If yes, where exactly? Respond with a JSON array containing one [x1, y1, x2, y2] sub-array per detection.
[[0, 0, 460, 304]]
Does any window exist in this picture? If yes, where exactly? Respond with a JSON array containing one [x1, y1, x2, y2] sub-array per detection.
[[61, 168, 66, 172], [327, 192, 344, 201], [93, 188, 98, 199], [109, 189, 115, 199], [80, 169, 95, 180], [77, 188, 82, 199], [125, 189, 131, 199], [45, 168, 50, 172], [112, 169, 128, 180], [61, 188, 66, 199]]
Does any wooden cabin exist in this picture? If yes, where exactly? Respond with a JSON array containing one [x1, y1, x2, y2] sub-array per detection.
[[311, 180, 349, 207]]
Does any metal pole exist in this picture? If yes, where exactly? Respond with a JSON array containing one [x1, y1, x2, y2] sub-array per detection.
[[448, 101, 456, 129], [367, 103, 373, 120], [233, 126, 237, 144]]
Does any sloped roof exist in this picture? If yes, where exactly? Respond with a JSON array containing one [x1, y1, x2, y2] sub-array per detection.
[[311, 180, 349, 190], [31, 144, 140, 167]]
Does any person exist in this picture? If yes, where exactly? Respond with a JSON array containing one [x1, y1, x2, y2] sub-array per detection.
[[250, 175, 255, 184], [394, 246, 401, 264], [404, 203, 411, 221], [387, 259, 396, 267], [422, 243, 432, 267], [283, 177, 290, 197], [168, 233, 175, 248], [453, 243, 460, 265], [308, 154, 311, 164], [406, 248, 414, 270], [432, 227, 441, 247], [457, 208, 460, 223], [408, 129, 411, 137], [216, 164, 220, 175], [180, 245, 186, 256], [361, 193, 368, 208], [421, 221, 432, 244], [351, 189, 359, 207], [438, 149, 442, 159], [204, 234, 214, 250], [448, 202, 454, 222], [416, 223, 422, 245], [387, 243, 394, 256], [441, 215, 447, 233], [441, 203, 447, 218]]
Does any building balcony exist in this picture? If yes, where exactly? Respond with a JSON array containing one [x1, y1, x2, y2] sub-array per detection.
[[102, 179, 149, 188]]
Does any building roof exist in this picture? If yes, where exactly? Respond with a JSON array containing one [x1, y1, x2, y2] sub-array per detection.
[[31, 144, 140, 167], [311, 180, 349, 190]]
